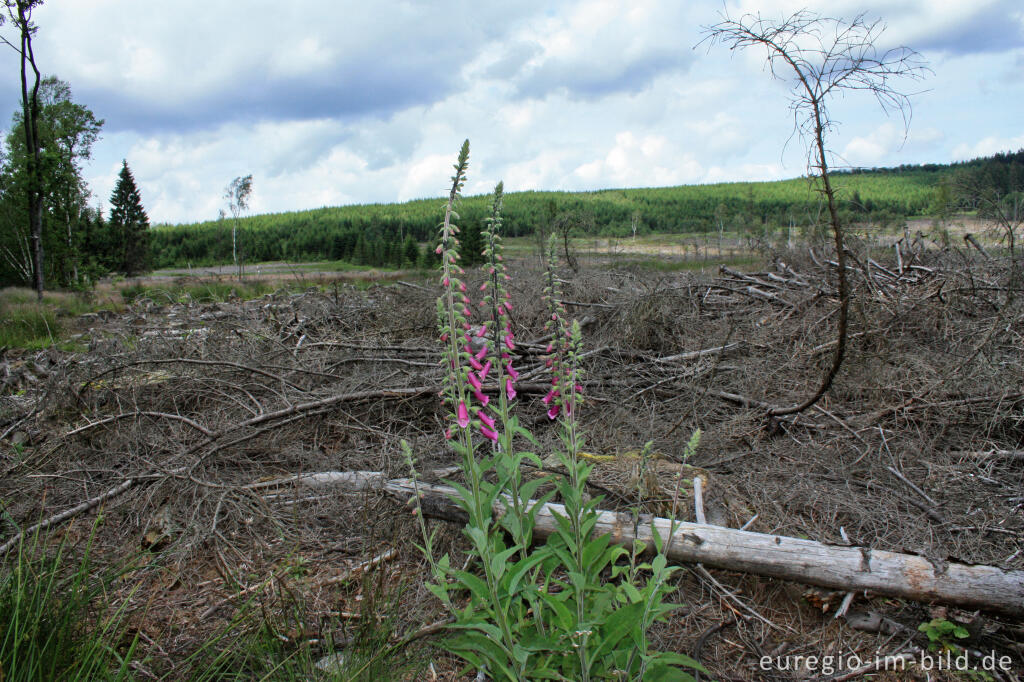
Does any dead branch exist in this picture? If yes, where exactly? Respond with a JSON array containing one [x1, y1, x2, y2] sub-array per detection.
[[0, 476, 139, 556], [66, 411, 215, 438], [964, 233, 991, 259]]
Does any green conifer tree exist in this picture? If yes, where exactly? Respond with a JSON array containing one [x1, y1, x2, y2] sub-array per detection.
[[109, 159, 149, 275], [402, 234, 419, 266]]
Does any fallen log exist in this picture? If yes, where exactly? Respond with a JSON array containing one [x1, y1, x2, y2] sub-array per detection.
[[289, 471, 1024, 617]]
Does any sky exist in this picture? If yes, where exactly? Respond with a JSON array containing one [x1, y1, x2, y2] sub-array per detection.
[[1, 0, 1022, 225]]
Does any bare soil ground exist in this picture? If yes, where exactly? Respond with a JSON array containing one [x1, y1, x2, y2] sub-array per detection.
[[1, 241, 1022, 680]]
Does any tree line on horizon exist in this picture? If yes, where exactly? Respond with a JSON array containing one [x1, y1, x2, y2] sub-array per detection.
[[147, 151, 1024, 270]]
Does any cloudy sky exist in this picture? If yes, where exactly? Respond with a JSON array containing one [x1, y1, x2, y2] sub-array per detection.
[[2, 0, 1022, 224]]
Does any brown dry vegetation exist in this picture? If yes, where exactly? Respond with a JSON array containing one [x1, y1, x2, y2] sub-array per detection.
[[1, 239, 1022, 680]]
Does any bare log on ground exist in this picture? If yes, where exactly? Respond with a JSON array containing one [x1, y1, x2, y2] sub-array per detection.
[[303, 471, 1024, 617]]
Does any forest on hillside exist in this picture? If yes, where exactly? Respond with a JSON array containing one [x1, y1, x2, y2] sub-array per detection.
[[145, 151, 1024, 270]]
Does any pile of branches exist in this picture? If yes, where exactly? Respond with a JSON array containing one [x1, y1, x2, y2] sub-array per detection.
[[1, 246, 1021, 677]]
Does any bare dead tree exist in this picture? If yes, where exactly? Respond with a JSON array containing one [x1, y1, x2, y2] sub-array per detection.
[[1, 0, 45, 300], [552, 209, 593, 273], [952, 171, 1023, 297], [702, 10, 928, 419]]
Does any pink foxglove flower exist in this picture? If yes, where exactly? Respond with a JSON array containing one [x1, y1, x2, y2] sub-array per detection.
[[480, 425, 498, 442], [474, 346, 487, 362], [473, 390, 490, 406], [478, 410, 495, 429], [504, 333, 515, 350], [444, 427, 453, 440], [467, 372, 482, 390], [506, 378, 517, 400], [478, 360, 492, 381], [547, 404, 560, 420], [442, 276, 450, 287], [542, 389, 557, 405], [476, 325, 487, 337], [505, 363, 519, 381], [468, 355, 484, 371], [457, 401, 470, 428], [459, 282, 467, 293]]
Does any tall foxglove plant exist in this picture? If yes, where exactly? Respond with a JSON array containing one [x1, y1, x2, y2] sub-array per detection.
[[407, 141, 704, 682]]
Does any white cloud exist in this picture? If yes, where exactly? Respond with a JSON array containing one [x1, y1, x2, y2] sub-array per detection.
[[952, 135, 1024, 161], [2, 0, 1018, 225], [840, 122, 910, 167], [571, 131, 703, 187]]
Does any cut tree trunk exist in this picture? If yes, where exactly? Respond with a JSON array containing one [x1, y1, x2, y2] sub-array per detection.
[[276, 471, 1024, 617]]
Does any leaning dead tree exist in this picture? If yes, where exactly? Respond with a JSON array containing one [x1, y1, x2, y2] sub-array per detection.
[[703, 11, 928, 418]]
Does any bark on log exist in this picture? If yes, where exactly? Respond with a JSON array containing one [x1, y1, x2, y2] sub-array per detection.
[[296, 471, 1024, 617]]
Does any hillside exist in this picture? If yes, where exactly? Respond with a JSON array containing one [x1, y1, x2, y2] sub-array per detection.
[[150, 151, 1023, 269]]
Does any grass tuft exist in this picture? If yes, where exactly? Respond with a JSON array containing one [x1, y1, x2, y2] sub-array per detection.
[[0, 302, 60, 349], [0, 527, 138, 681]]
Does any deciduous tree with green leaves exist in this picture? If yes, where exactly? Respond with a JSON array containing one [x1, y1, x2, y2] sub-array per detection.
[[3, 77, 103, 285], [224, 174, 253, 278]]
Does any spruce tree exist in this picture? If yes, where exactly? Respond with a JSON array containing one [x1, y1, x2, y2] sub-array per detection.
[[402, 234, 419, 266], [109, 159, 149, 275]]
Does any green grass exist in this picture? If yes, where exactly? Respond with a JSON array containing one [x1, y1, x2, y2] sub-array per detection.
[[120, 280, 277, 305], [0, 302, 60, 349], [0, 287, 129, 349], [0, 528, 139, 681], [0, 526, 430, 681]]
